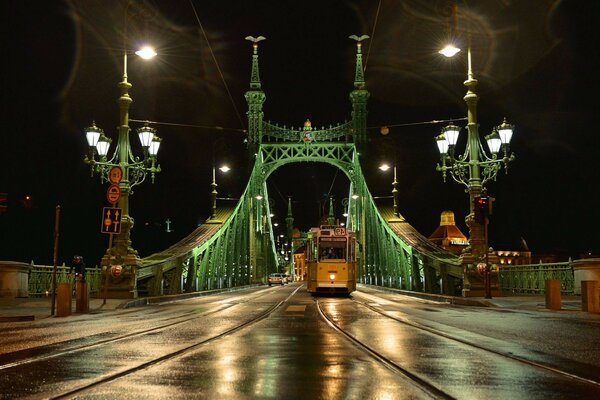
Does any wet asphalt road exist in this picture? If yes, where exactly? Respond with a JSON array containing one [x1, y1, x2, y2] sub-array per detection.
[[0, 284, 599, 399]]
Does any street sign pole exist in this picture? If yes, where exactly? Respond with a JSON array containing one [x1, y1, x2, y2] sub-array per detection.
[[50, 205, 60, 316]]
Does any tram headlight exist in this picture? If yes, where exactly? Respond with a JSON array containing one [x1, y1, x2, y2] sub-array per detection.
[[329, 274, 336, 280]]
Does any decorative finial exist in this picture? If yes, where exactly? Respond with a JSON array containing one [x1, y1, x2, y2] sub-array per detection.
[[350, 35, 369, 89], [245, 35, 266, 49], [348, 34, 370, 42], [246, 36, 266, 90], [245, 36, 266, 43]]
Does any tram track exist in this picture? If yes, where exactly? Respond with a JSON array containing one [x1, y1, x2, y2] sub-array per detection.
[[0, 286, 281, 371], [315, 298, 456, 400], [350, 293, 600, 389], [43, 284, 304, 400]]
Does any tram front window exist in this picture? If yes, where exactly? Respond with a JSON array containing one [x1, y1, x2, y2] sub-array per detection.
[[319, 242, 345, 260]]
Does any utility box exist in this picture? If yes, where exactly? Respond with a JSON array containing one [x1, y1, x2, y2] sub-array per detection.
[[56, 283, 72, 317]]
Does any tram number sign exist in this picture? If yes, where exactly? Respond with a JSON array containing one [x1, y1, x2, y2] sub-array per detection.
[[101, 207, 122, 234], [106, 184, 121, 205], [334, 227, 346, 236]]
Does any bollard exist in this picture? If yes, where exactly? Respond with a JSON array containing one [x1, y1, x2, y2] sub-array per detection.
[[581, 280, 599, 313], [56, 283, 72, 317], [545, 279, 561, 310], [75, 281, 90, 313]]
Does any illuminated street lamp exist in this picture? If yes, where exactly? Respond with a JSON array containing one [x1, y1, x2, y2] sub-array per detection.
[[210, 164, 231, 220], [83, 45, 160, 298], [378, 163, 399, 218], [435, 45, 515, 299]]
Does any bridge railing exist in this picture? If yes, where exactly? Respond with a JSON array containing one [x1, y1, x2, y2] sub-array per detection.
[[262, 121, 352, 143], [27, 263, 103, 297], [499, 261, 574, 294]]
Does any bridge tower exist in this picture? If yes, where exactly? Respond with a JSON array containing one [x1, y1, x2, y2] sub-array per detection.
[[136, 35, 461, 296]]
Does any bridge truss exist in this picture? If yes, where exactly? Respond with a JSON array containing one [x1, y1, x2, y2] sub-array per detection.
[[135, 37, 461, 297]]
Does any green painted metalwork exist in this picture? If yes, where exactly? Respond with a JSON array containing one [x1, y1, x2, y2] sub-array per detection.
[[131, 35, 469, 298], [28, 263, 102, 297], [499, 261, 574, 294]]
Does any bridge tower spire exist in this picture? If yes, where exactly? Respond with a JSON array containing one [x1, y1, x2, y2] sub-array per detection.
[[327, 197, 335, 225], [285, 196, 294, 265], [286, 196, 294, 239], [244, 36, 267, 147], [349, 35, 370, 145]]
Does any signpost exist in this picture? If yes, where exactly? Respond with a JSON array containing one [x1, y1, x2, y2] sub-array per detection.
[[106, 185, 121, 206], [101, 207, 122, 234], [103, 166, 123, 303], [108, 166, 123, 184]]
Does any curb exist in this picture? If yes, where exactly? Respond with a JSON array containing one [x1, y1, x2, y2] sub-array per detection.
[[359, 284, 493, 307]]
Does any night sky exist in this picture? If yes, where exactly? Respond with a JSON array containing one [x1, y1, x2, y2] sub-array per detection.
[[2, 0, 599, 267]]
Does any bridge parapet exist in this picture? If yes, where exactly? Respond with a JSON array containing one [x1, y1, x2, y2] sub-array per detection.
[[262, 121, 352, 143]]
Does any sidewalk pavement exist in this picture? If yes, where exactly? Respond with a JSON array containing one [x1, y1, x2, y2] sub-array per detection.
[[0, 290, 592, 322], [0, 296, 129, 322]]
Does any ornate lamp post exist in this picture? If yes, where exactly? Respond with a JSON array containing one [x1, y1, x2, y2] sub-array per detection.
[[209, 164, 231, 221], [435, 45, 515, 298], [84, 45, 161, 299], [378, 163, 400, 219]]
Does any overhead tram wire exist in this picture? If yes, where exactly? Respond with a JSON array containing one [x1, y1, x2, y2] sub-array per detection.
[[188, 0, 246, 131], [368, 117, 468, 132], [129, 119, 246, 134], [363, 0, 382, 73]]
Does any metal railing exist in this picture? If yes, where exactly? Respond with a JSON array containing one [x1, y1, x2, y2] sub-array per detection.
[[499, 260, 574, 294], [28, 263, 102, 297]]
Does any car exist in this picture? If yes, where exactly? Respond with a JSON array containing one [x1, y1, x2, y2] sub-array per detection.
[[268, 273, 286, 286]]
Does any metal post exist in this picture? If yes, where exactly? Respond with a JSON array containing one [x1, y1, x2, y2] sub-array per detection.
[[50, 205, 60, 316], [211, 166, 218, 219]]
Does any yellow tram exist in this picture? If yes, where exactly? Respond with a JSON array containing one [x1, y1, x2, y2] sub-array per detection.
[[306, 225, 356, 295]]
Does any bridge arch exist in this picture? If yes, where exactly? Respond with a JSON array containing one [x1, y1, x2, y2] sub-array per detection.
[[259, 143, 357, 185]]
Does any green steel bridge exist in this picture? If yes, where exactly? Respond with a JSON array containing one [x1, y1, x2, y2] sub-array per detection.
[[135, 37, 462, 297]]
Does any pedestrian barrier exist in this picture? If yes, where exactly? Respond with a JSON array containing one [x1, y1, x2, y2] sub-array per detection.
[[499, 261, 574, 294]]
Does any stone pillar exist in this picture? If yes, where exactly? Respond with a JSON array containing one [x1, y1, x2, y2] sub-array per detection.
[[0, 261, 31, 298], [572, 258, 600, 295]]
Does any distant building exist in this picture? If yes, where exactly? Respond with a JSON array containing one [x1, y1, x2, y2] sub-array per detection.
[[496, 237, 532, 265], [428, 211, 533, 265], [428, 211, 468, 255]]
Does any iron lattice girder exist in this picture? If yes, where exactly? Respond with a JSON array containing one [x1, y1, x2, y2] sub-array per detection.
[[260, 143, 356, 179], [137, 139, 462, 296]]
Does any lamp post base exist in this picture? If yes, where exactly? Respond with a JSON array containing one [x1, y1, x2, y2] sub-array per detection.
[[459, 250, 502, 298], [100, 252, 141, 299]]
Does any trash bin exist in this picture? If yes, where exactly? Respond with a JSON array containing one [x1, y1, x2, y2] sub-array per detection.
[[56, 283, 72, 317]]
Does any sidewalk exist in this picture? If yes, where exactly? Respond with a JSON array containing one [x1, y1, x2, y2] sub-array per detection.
[[0, 290, 592, 322], [0, 296, 129, 322], [456, 295, 584, 311]]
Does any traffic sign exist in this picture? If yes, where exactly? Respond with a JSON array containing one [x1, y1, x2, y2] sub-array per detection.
[[108, 166, 123, 184], [101, 207, 122, 234], [106, 184, 121, 205]]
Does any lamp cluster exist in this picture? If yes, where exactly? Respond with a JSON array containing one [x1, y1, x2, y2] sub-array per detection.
[[84, 121, 162, 186], [435, 118, 515, 187]]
